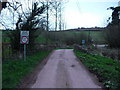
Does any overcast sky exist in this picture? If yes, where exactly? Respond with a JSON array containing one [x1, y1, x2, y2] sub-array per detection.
[[0, 0, 119, 30], [64, 0, 119, 29]]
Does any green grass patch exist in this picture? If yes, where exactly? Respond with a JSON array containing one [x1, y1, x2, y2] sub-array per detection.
[[74, 50, 120, 89], [74, 31, 106, 44], [49, 31, 106, 44], [2, 50, 51, 88], [2, 30, 106, 44], [35, 35, 52, 43]]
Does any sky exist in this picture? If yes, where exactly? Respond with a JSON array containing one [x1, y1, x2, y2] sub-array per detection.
[[63, 0, 119, 29], [0, 0, 119, 30]]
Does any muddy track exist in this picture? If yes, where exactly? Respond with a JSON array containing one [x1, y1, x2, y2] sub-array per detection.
[[19, 49, 103, 88]]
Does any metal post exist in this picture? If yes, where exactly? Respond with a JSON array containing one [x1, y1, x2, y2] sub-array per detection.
[[24, 44, 26, 61]]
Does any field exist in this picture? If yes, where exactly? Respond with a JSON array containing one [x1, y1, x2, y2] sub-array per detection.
[[83, 31, 106, 44], [68, 31, 106, 44], [2, 30, 106, 60], [47, 31, 106, 44], [2, 30, 106, 44], [35, 30, 106, 45]]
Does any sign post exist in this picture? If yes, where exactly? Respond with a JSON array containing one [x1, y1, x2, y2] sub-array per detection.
[[20, 31, 29, 61], [24, 44, 26, 61]]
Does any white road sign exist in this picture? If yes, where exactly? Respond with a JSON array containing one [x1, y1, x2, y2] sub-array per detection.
[[20, 31, 29, 44], [21, 31, 29, 36]]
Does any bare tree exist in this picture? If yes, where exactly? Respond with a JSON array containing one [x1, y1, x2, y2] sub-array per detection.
[[2, 0, 47, 57], [48, 1, 62, 31], [58, 1, 62, 31], [50, 1, 67, 31], [58, 1, 66, 31]]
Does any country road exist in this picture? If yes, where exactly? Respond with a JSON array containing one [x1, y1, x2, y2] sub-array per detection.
[[28, 49, 102, 88]]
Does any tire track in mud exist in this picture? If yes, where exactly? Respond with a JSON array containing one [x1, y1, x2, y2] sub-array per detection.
[[26, 49, 103, 88]]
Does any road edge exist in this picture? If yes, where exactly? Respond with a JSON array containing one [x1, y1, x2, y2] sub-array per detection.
[[17, 50, 55, 88]]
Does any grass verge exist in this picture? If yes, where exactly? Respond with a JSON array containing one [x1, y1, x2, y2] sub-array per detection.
[[2, 50, 51, 88], [74, 50, 120, 89]]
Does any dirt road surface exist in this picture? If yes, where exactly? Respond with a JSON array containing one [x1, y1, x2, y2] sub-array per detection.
[[30, 49, 102, 88]]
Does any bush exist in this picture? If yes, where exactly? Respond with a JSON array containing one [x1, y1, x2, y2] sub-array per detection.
[[105, 24, 120, 48], [74, 50, 120, 89]]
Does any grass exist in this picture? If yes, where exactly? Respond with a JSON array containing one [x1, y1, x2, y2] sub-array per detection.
[[73, 31, 106, 44], [87, 31, 106, 44], [51, 31, 106, 44], [2, 31, 52, 43], [74, 50, 120, 89], [35, 35, 52, 43], [2, 50, 51, 88]]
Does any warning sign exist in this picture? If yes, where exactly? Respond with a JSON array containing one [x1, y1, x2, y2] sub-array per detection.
[[21, 36, 28, 44], [20, 31, 29, 44]]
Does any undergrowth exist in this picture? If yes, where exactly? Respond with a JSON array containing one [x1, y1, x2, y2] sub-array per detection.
[[74, 50, 120, 89], [2, 51, 51, 88]]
